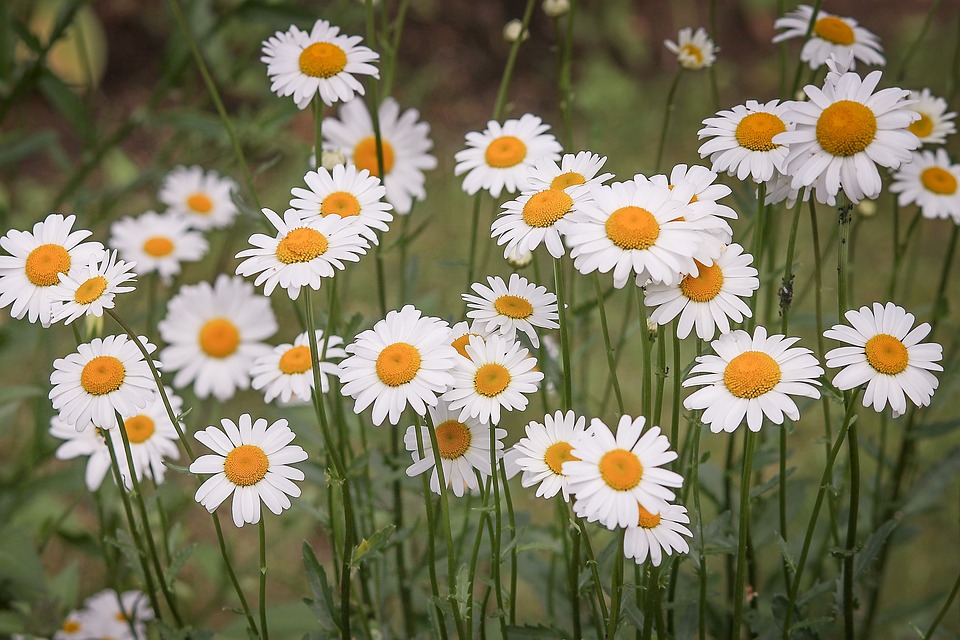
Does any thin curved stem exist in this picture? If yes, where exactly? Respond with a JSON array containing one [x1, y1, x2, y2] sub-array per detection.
[[732, 429, 758, 638], [843, 423, 860, 640], [555, 258, 574, 410], [655, 70, 684, 172], [594, 272, 624, 414], [212, 513, 260, 636], [259, 518, 269, 640], [605, 529, 626, 639]]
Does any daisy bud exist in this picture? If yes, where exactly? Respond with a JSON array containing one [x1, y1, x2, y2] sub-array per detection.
[[506, 247, 533, 268], [321, 149, 347, 171], [856, 200, 877, 217], [646, 316, 658, 339], [542, 0, 570, 17], [503, 19, 529, 43]]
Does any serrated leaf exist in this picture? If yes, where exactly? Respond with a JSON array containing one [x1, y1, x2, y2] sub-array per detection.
[[108, 529, 146, 583], [165, 543, 197, 589], [776, 535, 797, 575], [351, 524, 395, 567], [853, 519, 898, 578], [302, 541, 339, 634]]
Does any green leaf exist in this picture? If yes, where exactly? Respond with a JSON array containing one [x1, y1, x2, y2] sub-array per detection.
[[302, 541, 339, 634], [0, 526, 46, 593], [165, 543, 197, 589], [351, 524, 395, 567], [776, 535, 797, 576], [853, 518, 898, 579]]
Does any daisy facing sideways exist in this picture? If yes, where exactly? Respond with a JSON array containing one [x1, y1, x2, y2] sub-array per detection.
[[697, 99, 792, 184], [109, 210, 208, 284], [464, 273, 559, 348], [251, 329, 347, 404], [906, 88, 957, 146], [524, 151, 614, 193], [50, 250, 137, 325], [289, 163, 393, 243], [773, 5, 884, 69], [510, 409, 587, 500], [159, 165, 239, 230], [890, 148, 960, 224], [623, 502, 693, 567]]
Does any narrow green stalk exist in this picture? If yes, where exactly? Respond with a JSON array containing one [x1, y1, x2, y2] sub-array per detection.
[[788, 0, 825, 98], [779, 197, 804, 333], [390, 423, 414, 637], [465, 478, 492, 636], [637, 288, 653, 418], [671, 329, 682, 449], [924, 562, 960, 639], [313, 98, 324, 168], [488, 421, 508, 638], [554, 0, 577, 148], [842, 423, 860, 640], [693, 424, 707, 640], [464, 195, 483, 295], [732, 429, 758, 638], [654, 70, 684, 171], [642, 564, 654, 640], [708, 0, 721, 110], [212, 513, 260, 637], [259, 518, 269, 640], [554, 258, 574, 410], [606, 529, 626, 639], [415, 422, 449, 639], [837, 197, 852, 314], [555, 499, 581, 640], [654, 325, 667, 425], [574, 511, 610, 622], [594, 272, 625, 414], [895, 0, 942, 82], [380, 0, 410, 97], [748, 184, 768, 328], [492, 0, 537, 120], [501, 465, 519, 625]]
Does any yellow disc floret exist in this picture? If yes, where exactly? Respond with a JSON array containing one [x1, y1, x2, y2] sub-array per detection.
[[908, 113, 934, 139], [376, 342, 421, 386], [723, 351, 782, 399], [298, 42, 347, 78], [605, 206, 660, 250], [80, 355, 126, 396], [550, 171, 586, 190], [679, 260, 725, 302], [25, 244, 71, 287], [816, 100, 877, 157], [544, 441, 578, 475], [199, 318, 241, 358], [279, 345, 313, 374], [864, 333, 909, 375], [485, 135, 527, 168], [598, 448, 643, 491], [435, 419, 472, 459], [522, 189, 574, 228], [321, 191, 362, 218], [920, 167, 958, 195], [224, 444, 269, 486], [638, 504, 662, 529], [275, 227, 329, 264], [735, 112, 787, 152], [814, 16, 855, 45], [353, 137, 396, 177], [187, 193, 213, 214], [74, 276, 108, 304], [474, 363, 512, 397], [143, 237, 174, 257], [493, 294, 534, 319], [124, 415, 155, 444]]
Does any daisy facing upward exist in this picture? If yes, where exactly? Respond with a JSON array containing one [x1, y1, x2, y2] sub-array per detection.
[[50, 249, 137, 325], [463, 273, 559, 348]]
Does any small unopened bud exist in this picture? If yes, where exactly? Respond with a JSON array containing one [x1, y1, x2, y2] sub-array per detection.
[[321, 149, 346, 171], [84, 312, 104, 339], [646, 316, 658, 339], [857, 200, 877, 217], [542, 0, 570, 17], [506, 247, 533, 268], [503, 19, 529, 43]]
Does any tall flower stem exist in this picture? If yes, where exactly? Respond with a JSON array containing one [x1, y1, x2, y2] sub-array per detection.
[[637, 288, 653, 417], [605, 529, 627, 640], [574, 510, 609, 622], [465, 195, 484, 296], [655, 70, 684, 172], [259, 518, 270, 640], [313, 98, 324, 170], [693, 423, 708, 640], [488, 421, 508, 638], [842, 422, 860, 640], [554, 0, 577, 147], [731, 429, 758, 638], [493, 0, 537, 120], [787, 0, 825, 98], [414, 422, 449, 639], [212, 513, 260, 636], [594, 272, 624, 414], [894, 0, 942, 82], [501, 465, 519, 625], [555, 258, 574, 409], [555, 499, 581, 639], [924, 560, 960, 639], [748, 183, 768, 327]]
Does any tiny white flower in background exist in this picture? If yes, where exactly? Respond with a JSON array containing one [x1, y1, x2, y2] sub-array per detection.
[[906, 89, 957, 146], [773, 5, 884, 70], [698, 99, 793, 183], [511, 410, 587, 500], [79, 589, 153, 639], [50, 250, 136, 325], [623, 502, 693, 567], [109, 211, 208, 284], [891, 149, 960, 224], [158, 165, 239, 230], [289, 164, 393, 244], [251, 330, 346, 404], [320, 148, 347, 170], [503, 19, 529, 43], [664, 27, 716, 70], [542, 0, 570, 18], [464, 273, 559, 348]]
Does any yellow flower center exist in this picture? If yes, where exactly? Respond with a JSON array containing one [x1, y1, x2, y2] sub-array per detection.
[[638, 504, 662, 529], [74, 276, 108, 304], [920, 167, 958, 195], [124, 414, 155, 444], [80, 355, 126, 396], [474, 363, 512, 397], [908, 113, 934, 139], [143, 236, 174, 257], [605, 206, 660, 250], [321, 191, 362, 218], [63, 620, 81, 632], [199, 318, 241, 358], [298, 42, 347, 78], [814, 16, 855, 45], [25, 243, 71, 287], [275, 227, 329, 264], [816, 100, 877, 157], [278, 345, 312, 374], [680, 44, 704, 63], [522, 189, 574, 228], [544, 441, 578, 475], [353, 137, 396, 177], [493, 294, 534, 319], [864, 333, 909, 375], [679, 260, 725, 302], [484, 135, 527, 168], [435, 419, 472, 459], [550, 171, 586, 190], [376, 342, 421, 386], [735, 112, 786, 152], [224, 444, 269, 486], [723, 351, 782, 399], [451, 333, 482, 359], [187, 192, 213, 214], [598, 448, 643, 491]]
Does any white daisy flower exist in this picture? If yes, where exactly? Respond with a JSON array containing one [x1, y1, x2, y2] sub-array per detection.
[[463, 273, 559, 348], [190, 415, 308, 527], [454, 114, 563, 198], [158, 275, 277, 402], [443, 334, 544, 425], [774, 70, 920, 204], [645, 243, 760, 340], [261, 19, 379, 109], [511, 409, 587, 500], [664, 27, 716, 70], [491, 180, 590, 259], [235, 208, 369, 300], [81, 589, 153, 639], [251, 330, 346, 404], [404, 400, 503, 498], [50, 250, 136, 325], [683, 326, 824, 433], [338, 305, 458, 426], [322, 97, 438, 214], [890, 148, 960, 224], [289, 164, 393, 243], [109, 211, 208, 284], [824, 302, 943, 418], [158, 165, 239, 230], [697, 100, 793, 183], [448, 319, 495, 360], [640, 167, 737, 244], [773, 5, 884, 70], [0, 213, 103, 327], [623, 502, 692, 567], [565, 415, 683, 530], [52, 609, 88, 639], [524, 151, 614, 192], [49, 334, 159, 431], [906, 88, 957, 145]]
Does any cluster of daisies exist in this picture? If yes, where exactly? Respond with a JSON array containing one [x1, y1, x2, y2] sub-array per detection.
[[15, 590, 153, 640]]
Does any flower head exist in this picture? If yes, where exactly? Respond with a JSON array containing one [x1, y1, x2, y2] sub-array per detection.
[[624, 502, 692, 567], [665, 28, 716, 70], [159, 165, 239, 230], [464, 273, 559, 348], [773, 5, 884, 70], [50, 250, 136, 325], [251, 330, 346, 404], [698, 100, 793, 183], [511, 410, 587, 500], [109, 211, 207, 284], [290, 164, 393, 243], [890, 148, 960, 224], [906, 88, 957, 146]]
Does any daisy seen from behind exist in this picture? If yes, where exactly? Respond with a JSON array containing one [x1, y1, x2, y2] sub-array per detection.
[[890, 148, 960, 224], [664, 27, 716, 70], [464, 273, 559, 348], [109, 211, 207, 284], [190, 414, 308, 527], [824, 302, 942, 417], [289, 164, 393, 244], [251, 329, 347, 404], [624, 502, 692, 567], [159, 165, 239, 230], [773, 5, 884, 70], [511, 409, 587, 500], [50, 250, 136, 325], [698, 99, 792, 183], [906, 88, 957, 146]]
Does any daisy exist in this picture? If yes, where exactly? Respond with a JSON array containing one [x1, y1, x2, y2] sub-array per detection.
[[0, 213, 103, 327], [623, 502, 692, 567], [491, 180, 590, 259], [261, 19, 379, 109], [890, 148, 960, 223], [443, 334, 544, 425], [511, 409, 587, 500], [664, 27, 716, 70], [640, 167, 736, 244], [645, 243, 760, 340], [322, 97, 438, 214], [80, 589, 153, 639], [52, 609, 89, 639], [697, 100, 793, 183], [565, 415, 683, 530], [454, 114, 563, 198], [448, 319, 494, 360], [158, 165, 239, 230], [906, 89, 957, 145], [50, 334, 159, 431], [235, 208, 368, 300], [773, 5, 884, 70], [524, 151, 614, 192], [683, 326, 824, 433], [338, 305, 458, 426], [824, 302, 943, 418], [50, 250, 136, 324], [464, 273, 559, 348], [109, 211, 208, 284], [404, 400, 503, 497], [251, 330, 347, 404], [289, 164, 393, 243], [190, 414, 308, 527], [158, 275, 277, 401], [774, 70, 920, 204]]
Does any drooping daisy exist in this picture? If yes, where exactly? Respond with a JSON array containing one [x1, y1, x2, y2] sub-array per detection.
[[491, 179, 590, 259], [261, 19, 379, 109], [50, 250, 136, 325], [454, 114, 563, 198], [906, 89, 957, 146], [251, 330, 347, 404], [289, 164, 393, 243], [109, 211, 208, 284], [50, 334, 159, 431], [338, 305, 458, 426], [623, 502, 692, 567], [664, 27, 716, 70], [464, 273, 559, 348], [235, 208, 369, 299], [80, 589, 154, 639], [645, 243, 759, 340], [565, 415, 683, 530], [683, 326, 824, 433], [322, 97, 438, 214], [0, 213, 103, 327], [697, 100, 792, 183], [773, 5, 884, 69], [774, 70, 920, 204], [404, 400, 503, 498], [158, 165, 239, 230], [190, 415, 308, 527], [511, 409, 587, 500], [524, 151, 614, 193], [443, 334, 543, 425], [890, 148, 960, 223], [824, 302, 942, 418], [158, 275, 277, 401]]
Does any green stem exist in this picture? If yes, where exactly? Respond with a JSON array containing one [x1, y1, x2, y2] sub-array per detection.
[[779, 197, 804, 333], [788, 0, 825, 98], [693, 423, 707, 640], [924, 564, 960, 639], [492, 0, 537, 119], [501, 464, 519, 625], [575, 511, 609, 622], [654, 325, 667, 426], [313, 98, 324, 168], [488, 421, 508, 638], [259, 518, 269, 640], [465, 195, 483, 296], [732, 429, 758, 639], [655, 70, 684, 172], [555, 499, 581, 639], [605, 528, 626, 639], [555, 258, 574, 410], [895, 0, 942, 82], [843, 423, 860, 640], [594, 272, 625, 414], [465, 477, 492, 636], [556, 0, 577, 148], [637, 288, 653, 418], [748, 183, 768, 328], [415, 424, 449, 639], [212, 513, 260, 637]]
